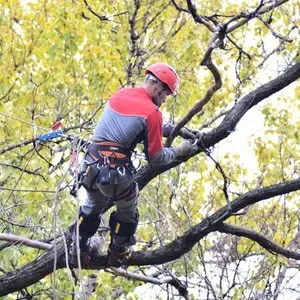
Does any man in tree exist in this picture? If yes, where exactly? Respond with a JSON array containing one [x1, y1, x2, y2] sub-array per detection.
[[70, 62, 198, 267]]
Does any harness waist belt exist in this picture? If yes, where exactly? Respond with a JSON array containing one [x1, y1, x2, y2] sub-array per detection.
[[89, 141, 131, 165]]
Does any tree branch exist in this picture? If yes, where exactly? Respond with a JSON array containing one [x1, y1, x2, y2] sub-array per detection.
[[225, 0, 289, 34], [2, 176, 300, 295], [165, 0, 291, 148], [199, 61, 300, 149], [0, 233, 188, 296], [0, 234, 50, 250], [216, 222, 300, 260], [165, 56, 222, 147], [111, 266, 189, 298], [256, 15, 293, 42], [139, 61, 300, 189], [170, 0, 190, 13], [185, 0, 215, 31], [0, 232, 188, 297], [83, 0, 127, 21], [0, 163, 47, 181]]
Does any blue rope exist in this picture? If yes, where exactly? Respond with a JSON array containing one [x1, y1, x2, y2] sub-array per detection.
[[38, 130, 64, 142]]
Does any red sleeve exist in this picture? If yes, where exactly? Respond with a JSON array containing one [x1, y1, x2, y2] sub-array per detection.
[[146, 109, 163, 158]]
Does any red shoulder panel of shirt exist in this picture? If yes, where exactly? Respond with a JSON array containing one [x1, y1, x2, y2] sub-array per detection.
[[109, 87, 158, 117]]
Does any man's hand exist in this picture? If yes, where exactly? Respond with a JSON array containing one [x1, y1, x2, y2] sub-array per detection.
[[176, 140, 198, 157], [179, 127, 198, 140]]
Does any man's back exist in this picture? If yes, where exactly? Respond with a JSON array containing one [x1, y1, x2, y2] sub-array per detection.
[[93, 87, 163, 160]]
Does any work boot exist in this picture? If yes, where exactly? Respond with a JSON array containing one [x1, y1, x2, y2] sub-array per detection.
[[107, 211, 138, 267], [69, 237, 91, 265], [107, 240, 132, 267], [69, 236, 103, 266], [69, 207, 102, 265]]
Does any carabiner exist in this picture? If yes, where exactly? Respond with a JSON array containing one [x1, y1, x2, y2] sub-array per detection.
[[190, 138, 198, 146], [117, 166, 126, 176]]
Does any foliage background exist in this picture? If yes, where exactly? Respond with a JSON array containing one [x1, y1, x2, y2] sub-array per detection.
[[0, 0, 299, 299]]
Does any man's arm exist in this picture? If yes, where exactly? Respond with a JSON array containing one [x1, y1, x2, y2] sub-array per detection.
[[144, 112, 178, 165], [162, 121, 174, 137], [163, 120, 197, 139]]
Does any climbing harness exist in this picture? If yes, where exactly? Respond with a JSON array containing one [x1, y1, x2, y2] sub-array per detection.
[[68, 139, 137, 199], [87, 141, 134, 200], [68, 136, 93, 197]]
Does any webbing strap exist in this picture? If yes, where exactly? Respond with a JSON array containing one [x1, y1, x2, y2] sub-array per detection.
[[91, 141, 130, 157], [88, 144, 131, 167], [113, 181, 137, 202]]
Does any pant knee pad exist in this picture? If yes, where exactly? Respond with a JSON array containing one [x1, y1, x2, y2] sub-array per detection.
[[74, 208, 101, 238], [109, 210, 139, 237]]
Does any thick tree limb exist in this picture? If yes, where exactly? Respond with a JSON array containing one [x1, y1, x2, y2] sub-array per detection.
[[0, 232, 189, 296], [127, 177, 300, 266], [137, 61, 300, 189], [0, 233, 188, 297], [2, 177, 300, 295]]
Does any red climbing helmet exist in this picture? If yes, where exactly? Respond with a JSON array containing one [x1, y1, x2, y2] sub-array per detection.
[[145, 62, 179, 95]]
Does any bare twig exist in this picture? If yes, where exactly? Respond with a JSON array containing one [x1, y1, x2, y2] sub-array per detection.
[[0, 187, 56, 193], [205, 152, 230, 206], [227, 35, 252, 60], [199, 109, 230, 130], [257, 41, 286, 68], [225, 0, 289, 34], [83, 0, 127, 21], [257, 15, 293, 42], [0, 163, 46, 181]]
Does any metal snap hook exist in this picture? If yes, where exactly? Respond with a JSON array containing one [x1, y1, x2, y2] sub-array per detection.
[[117, 166, 126, 176], [191, 138, 199, 146]]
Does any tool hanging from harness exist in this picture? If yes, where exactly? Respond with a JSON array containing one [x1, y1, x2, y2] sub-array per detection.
[[90, 141, 131, 185], [90, 141, 133, 200]]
